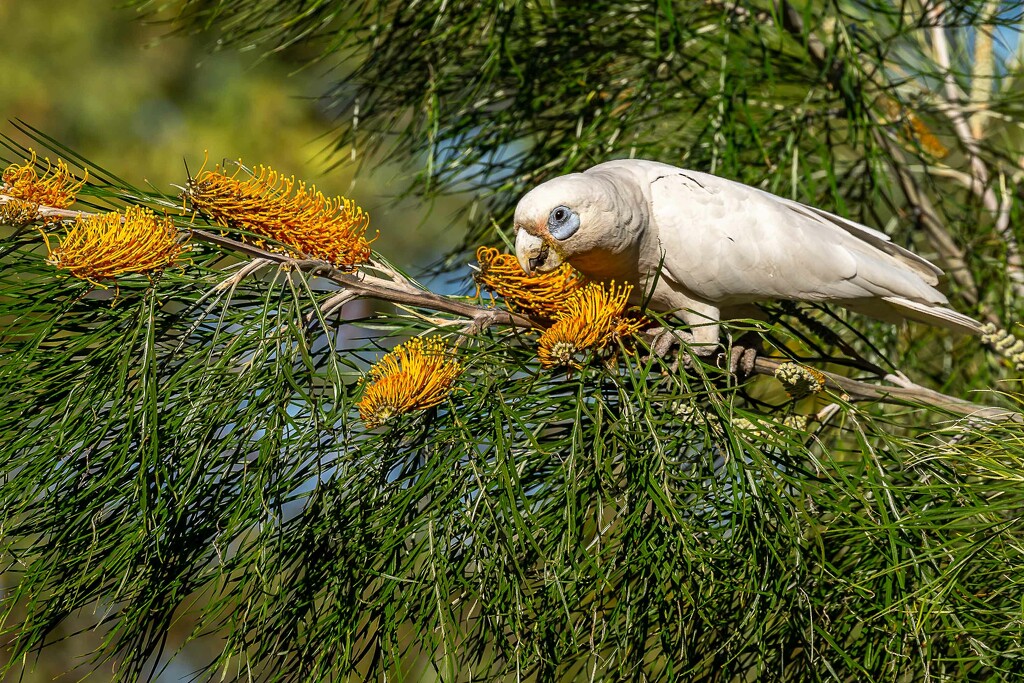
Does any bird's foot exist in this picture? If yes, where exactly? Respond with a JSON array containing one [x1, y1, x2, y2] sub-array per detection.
[[717, 332, 764, 378], [644, 326, 761, 378], [644, 326, 723, 373], [643, 327, 690, 373], [721, 344, 759, 377], [648, 326, 681, 359]]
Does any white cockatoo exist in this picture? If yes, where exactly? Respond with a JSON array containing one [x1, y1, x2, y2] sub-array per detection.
[[514, 159, 982, 359]]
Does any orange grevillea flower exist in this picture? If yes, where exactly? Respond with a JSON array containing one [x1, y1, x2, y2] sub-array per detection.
[[537, 282, 646, 368], [183, 160, 373, 269], [877, 96, 948, 159], [357, 337, 463, 428], [474, 246, 583, 323], [1, 150, 86, 225], [44, 206, 187, 285]]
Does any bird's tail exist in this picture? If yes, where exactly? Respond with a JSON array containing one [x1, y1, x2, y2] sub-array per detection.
[[877, 297, 1024, 370], [881, 296, 984, 335]]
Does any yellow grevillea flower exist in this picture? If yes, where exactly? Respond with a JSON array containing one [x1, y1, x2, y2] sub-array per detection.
[[183, 160, 373, 269], [474, 246, 583, 323], [537, 282, 645, 368], [357, 337, 463, 427], [1, 150, 86, 225], [44, 206, 187, 285]]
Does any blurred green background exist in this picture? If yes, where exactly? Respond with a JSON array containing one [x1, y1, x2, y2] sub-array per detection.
[[0, 0, 464, 269], [0, 1, 460, 679]]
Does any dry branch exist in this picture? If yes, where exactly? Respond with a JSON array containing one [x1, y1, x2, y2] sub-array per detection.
[[754, 356, 1018, 422]]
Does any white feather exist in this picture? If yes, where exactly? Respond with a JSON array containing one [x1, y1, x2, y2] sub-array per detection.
[[513, 159, 983, 339]]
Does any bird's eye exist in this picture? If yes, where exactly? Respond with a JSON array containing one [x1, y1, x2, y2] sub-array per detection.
[[547, 205, 580, 240]]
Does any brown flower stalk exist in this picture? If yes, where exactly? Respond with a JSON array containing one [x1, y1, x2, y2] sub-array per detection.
[[474, 246, 583, 323], [537, 282, 645, 368], [1, 150, 86, 225], [357, 337, 463, 427], [183, 160, 373, 269], [44, 206, 187, 285]]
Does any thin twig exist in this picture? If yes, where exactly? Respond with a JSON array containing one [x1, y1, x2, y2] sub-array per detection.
[[0, 200, 89, 222], [927, 4, 1024, 295], [316, 290, 360, 320], [212, 258, 272, 292]]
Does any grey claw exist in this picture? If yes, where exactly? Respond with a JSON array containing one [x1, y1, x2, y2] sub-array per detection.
[[725, 345, 758, 377], [650, 328, 677, 358]]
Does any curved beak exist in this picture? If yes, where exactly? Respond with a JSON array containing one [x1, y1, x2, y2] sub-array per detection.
[[515, 230, 563, 275]]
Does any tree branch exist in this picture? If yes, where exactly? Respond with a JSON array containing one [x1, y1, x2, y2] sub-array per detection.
[[969, 1, 1000, 139], [191, 229, 539, 330], [927, 4, 1024, 297], [754, 356, 1019, 422], [871, 130, 983, 307], [3, 193, 1017, 422], [0, 194, 538, 330]]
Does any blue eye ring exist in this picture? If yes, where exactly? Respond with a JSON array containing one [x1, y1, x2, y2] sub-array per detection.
[[547, 205, 580, 240]]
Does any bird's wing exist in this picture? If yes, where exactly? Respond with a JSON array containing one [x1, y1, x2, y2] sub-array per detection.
[[619, 164, 949, 307], [760, 191, 941, 285]]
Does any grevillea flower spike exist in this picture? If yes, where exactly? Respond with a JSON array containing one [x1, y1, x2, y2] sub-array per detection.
[[537, 282, 645, 368], [1, 150, 86, 225], [474, 246, 583, 323], [44, 206, 187, 285], [183, 159, 373, 269], [357, 337, 463, 428]]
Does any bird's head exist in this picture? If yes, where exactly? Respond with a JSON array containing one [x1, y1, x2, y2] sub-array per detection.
[[513, 171, 644, 278]]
